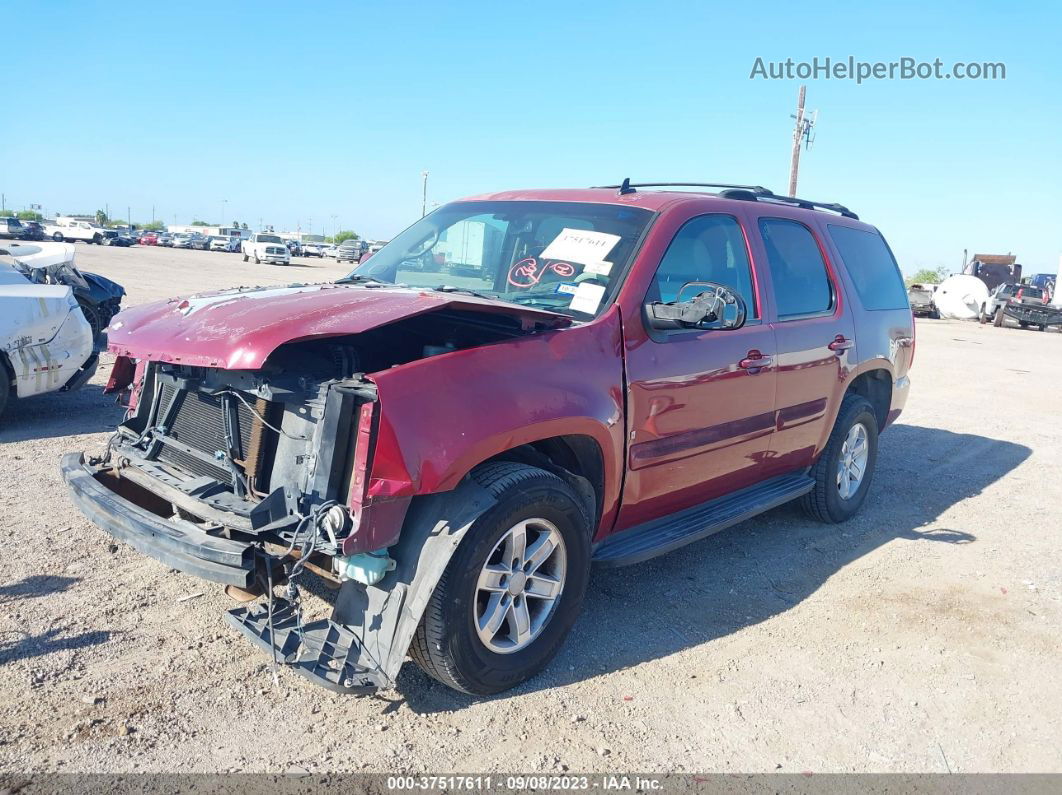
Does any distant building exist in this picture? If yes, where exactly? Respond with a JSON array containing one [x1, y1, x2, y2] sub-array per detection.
[[167, 224, 248, 238], [277, 231, 326, 243]]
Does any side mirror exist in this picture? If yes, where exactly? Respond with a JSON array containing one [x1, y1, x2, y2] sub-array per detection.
[[646, 282, 747, 331]]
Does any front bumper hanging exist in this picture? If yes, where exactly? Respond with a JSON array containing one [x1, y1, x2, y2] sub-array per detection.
[[60, 453, 256, 587]]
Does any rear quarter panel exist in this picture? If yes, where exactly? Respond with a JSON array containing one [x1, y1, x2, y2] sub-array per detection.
[[814, 219, 914, 427]]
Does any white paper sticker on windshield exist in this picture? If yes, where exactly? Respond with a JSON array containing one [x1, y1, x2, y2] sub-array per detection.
[[541, 228, 621, 265], [568, 282, 607, 314], [582, 260, 613, 276]]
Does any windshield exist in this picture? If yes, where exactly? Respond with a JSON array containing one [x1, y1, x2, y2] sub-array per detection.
[[347, 200, 653, 317], [258, 234, 283, 244]]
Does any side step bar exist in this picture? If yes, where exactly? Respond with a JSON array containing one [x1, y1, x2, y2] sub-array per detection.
[[227, 600, 390, 694], [592, 473, 814, 567]]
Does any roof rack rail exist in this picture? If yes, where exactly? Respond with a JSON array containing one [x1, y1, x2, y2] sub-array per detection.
[[591, 180, 858, 219], [594, 180, 772, 195], [750, 192, 859, 219]]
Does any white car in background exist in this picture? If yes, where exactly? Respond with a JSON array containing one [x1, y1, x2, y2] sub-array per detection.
[[209, 236, 236, 252], [241, 233, 291, 265], [43, 217, 106, 245], [0, 243, 97, 420]]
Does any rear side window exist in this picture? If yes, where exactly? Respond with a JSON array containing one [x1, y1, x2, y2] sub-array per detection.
[[827, 225, 908, 311], [758, 218, 833, 318]]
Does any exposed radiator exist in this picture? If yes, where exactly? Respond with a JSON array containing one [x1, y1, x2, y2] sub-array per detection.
[[155, 384, 272, 485]]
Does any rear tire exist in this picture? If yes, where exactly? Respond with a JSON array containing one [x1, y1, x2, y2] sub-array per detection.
[[53, 232, 64, 242], [801, 394, 879, 524], [410, 462, 591, 695], [978, 305, 988, 324]]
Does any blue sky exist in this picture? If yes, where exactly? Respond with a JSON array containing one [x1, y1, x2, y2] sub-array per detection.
[[5, 0, 1060, 274]]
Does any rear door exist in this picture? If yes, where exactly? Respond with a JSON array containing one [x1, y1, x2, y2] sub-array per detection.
[[750, 216, 855, 475]]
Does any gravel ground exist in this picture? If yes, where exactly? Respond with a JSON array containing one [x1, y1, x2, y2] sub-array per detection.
[[1, 244, 1059, 774]]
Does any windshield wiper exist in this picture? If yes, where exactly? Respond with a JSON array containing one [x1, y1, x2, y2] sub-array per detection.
[[431, 285, 501, 301]]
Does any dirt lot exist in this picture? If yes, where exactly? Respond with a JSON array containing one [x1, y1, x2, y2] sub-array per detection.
[[1, 243, 1059, 774]]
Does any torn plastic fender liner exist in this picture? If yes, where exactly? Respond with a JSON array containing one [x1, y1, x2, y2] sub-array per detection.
[[333, 475, 498, 687], [228, 475, 497, 693]]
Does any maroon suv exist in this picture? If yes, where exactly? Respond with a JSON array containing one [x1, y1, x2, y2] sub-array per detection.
[[63, 181, 913, 695]]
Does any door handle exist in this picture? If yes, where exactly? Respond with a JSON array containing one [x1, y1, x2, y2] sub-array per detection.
[[739, 352, 773, 371], [827, 335, 854, 352]]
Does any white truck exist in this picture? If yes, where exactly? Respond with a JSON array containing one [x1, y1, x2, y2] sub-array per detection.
[[241, 233, 291, 265], [0, 243, 98, 419], [43, 217, 107, 244]]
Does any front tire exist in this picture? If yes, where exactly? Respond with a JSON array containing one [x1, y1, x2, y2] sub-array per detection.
[[410, 462, 591, 695], [801, 394, 879, 523], [254, 254, 260, 264], [52, 232, 64, 242], [993, 308, 1006, 327]]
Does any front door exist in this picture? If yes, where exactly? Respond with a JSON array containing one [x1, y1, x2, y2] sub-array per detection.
[[617, 212, 777, 530]]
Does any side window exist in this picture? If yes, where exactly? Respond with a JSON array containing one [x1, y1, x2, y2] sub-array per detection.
[[649, 214, 757, 318], [758, 218, 833, 318], [827, 224, 907, 310]]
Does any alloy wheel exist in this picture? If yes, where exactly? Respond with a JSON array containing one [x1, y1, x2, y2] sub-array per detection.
[[836, 422, 869, 500], [473, 518, 567, 654]]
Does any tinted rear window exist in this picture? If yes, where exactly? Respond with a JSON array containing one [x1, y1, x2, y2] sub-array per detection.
[[759, 218, 834, 318], [828, 225, 908, 311]]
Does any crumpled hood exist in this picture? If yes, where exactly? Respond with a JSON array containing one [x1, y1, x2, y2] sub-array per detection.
[[107, 282, 569, 369]]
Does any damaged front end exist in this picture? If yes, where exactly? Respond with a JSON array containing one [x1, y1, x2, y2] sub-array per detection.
[[62, 285, 563, 692], [62, 356, 398, 690]]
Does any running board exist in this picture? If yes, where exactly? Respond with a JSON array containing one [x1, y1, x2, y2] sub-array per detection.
[[592, 473, 814, 567], [226, 599, 390, 694]]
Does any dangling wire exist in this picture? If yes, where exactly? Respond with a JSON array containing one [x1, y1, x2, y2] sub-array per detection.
[[266, 559, 279, 688]]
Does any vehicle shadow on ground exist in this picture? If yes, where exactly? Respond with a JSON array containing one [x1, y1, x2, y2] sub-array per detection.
[[0, 575, 80, 604], [0, 627, 113, 666], [393, 424, 1031, 712], [0, 385, 125, 443]]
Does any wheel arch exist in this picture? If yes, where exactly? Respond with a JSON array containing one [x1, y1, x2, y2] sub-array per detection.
[[846, 367, 892, 431], [476, 433, 605, 535]]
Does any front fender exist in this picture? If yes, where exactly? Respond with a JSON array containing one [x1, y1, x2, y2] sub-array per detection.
[[366, 309, 627, 530]]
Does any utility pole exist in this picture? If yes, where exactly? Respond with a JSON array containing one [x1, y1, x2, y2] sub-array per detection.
[[221, 199, 228, 226], [127, 206, 131, 229], [152, 204, 155, 225], [421, 171, 429, 217], [788, 86, 806, 197]]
